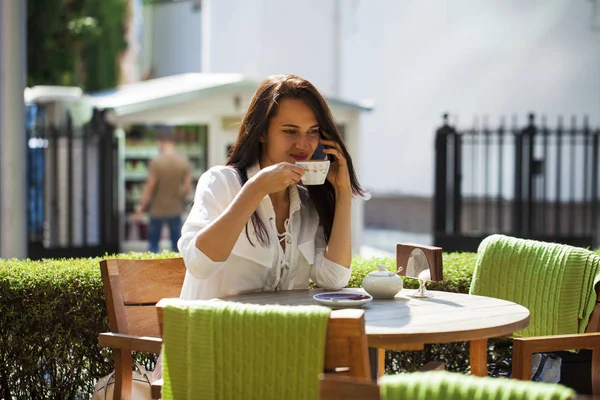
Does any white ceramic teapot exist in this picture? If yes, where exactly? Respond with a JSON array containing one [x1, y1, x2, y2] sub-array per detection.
[[361, 264, 403, 299]]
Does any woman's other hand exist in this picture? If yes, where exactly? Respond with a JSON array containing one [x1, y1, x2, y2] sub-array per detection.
[[250, 162, 305, 195], [320, 138, 351, 194]]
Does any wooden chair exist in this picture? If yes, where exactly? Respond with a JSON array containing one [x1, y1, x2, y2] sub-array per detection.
[[98, 258, 187, 400], [97, 256, 373, 399], [469, 235, 600, 395], [154, 299, 373, 399]]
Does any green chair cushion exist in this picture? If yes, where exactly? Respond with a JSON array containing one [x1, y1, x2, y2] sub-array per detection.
[[380, 371, 575, 400]]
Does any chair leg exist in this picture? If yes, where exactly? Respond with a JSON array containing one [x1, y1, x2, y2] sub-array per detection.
[[113, 349, 133, 400], [592, 347, 600, 396], [151, 378, 163, 399], [469, 339, 488, 377], [511, 339, 532, 381]]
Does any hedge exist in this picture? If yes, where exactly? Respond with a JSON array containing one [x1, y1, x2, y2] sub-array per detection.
[[2, 249, 595, 398], [0, 253, 164, 399]]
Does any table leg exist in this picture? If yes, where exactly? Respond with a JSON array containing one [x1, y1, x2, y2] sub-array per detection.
[[368, 347, 385, 381], [377, 348, 385, 379], [470, 339, 488, 377]]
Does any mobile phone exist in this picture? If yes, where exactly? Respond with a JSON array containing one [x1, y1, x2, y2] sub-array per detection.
[[312, 142, 327, 160]]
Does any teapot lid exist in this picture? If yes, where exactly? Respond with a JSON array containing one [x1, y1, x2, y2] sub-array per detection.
[[368, 264, 395, 277]]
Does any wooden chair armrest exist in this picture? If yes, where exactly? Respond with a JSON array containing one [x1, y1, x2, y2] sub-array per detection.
[[512, 332, 600, 382], [151, 378, 163, 399], [319, 374, 379, 400], [98, 332, 162, 354], [514, 332, 600, 353]]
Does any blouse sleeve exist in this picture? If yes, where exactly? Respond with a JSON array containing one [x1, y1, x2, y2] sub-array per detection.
[[309, 225, 352, 290], [177, 168, 236, 279]]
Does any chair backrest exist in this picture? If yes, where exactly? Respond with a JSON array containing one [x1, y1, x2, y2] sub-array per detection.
[[155, 299, 372, 380], [101, 258, 187, 338], [322, 308, 372, 379]]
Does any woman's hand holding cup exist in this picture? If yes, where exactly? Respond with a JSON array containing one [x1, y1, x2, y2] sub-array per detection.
[[250, 162, 305, 195]]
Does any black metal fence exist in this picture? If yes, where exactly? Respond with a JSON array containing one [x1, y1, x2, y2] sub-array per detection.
[[27, 108, 120, 259], [434, 113, 600, 252]]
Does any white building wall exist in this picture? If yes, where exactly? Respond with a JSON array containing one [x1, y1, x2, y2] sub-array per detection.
[[203, 0, 339, 95], [341, 0, 600, 197], [141, 2, 202, 78]]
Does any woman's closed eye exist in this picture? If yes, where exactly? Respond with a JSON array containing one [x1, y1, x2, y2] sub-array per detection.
[[282, 128, 320, 137]]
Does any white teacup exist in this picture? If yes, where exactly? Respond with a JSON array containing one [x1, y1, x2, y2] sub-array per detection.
[[296, 160, 330, 185]]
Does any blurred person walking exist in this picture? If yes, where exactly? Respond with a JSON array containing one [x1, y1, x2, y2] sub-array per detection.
[[134, 127, 191, 253]]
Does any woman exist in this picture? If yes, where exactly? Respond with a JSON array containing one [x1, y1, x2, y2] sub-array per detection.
[[178, 74, 366, 300]]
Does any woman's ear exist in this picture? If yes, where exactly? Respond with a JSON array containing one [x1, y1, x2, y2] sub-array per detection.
[[258, 133, 267, 143]]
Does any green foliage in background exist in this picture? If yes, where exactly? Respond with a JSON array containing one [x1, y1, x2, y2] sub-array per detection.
[[0, 252, 175, 400], [27, 0, 127, 91]]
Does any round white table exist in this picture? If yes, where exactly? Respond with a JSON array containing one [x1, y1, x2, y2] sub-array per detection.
[[220, 288, 530, 377]]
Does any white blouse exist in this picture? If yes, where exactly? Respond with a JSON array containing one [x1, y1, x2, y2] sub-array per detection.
[[178, 163, 352, 300]]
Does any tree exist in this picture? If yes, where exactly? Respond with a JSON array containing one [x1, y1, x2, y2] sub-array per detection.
[[27, 0, 127, 91]]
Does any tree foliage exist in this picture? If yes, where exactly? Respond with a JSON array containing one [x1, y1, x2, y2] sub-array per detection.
[[27, 0, 128, 91]]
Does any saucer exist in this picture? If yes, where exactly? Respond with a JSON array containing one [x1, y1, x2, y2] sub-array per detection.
[[313, 291, 373, 308]]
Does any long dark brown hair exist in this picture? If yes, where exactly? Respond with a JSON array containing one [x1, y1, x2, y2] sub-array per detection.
[[227, 74, 365, 246]]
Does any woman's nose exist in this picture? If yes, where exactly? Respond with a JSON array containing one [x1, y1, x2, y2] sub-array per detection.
[[296, 134, 311, 150]]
